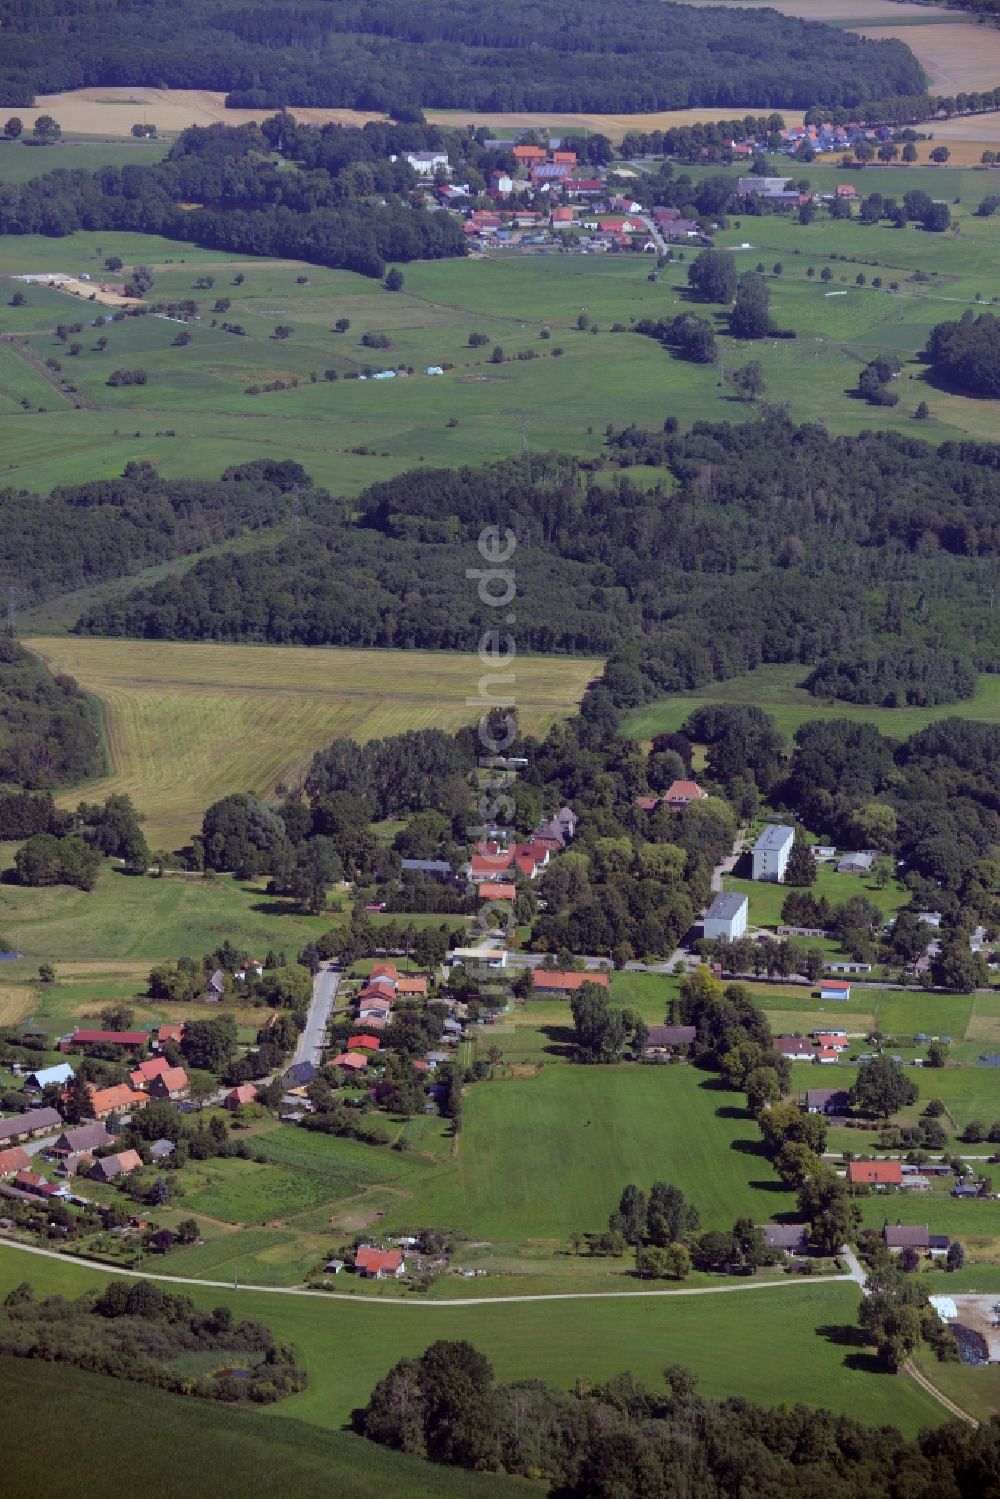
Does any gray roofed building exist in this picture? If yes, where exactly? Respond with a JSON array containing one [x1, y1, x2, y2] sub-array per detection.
[[804, 1088, 850, 1115], [837, 850, 876, 875], [283, 1061, 318, 1087], [0, 1107, 62, 1144], [703, 891, 749, 942], [401, 859, 454, 879], [646, 1025, 696, 1050], [884, 1224, 931, 1250], [23, 1062, 74, 1090], [752, 825, 795, 883], [760, 1223, 809, 1254], [149, 1138, 176, 1160], [51, 1121, 114, 1155]]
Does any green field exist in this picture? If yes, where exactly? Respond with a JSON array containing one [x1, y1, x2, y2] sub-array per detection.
[[0, 201, 998, 494], [0, 137, 166, 184], [1, 1358, 533, 1499], [24, 637, 599, 850], [0, 1249, 944, 1436], [623, 664, 1000, 743]]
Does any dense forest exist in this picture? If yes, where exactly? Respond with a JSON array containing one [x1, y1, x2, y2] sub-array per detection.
[[78, 418, 1000, 713], [925, 310, 1000, 398], [0, 636, 101, 788], [0, 120, 464, 275], [355, 1339, 999, 1496], [0, 458, 316, 608], [0, 0, 924, 112]]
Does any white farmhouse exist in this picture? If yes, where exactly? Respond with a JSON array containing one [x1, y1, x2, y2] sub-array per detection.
[[751, 824, 795, 883]]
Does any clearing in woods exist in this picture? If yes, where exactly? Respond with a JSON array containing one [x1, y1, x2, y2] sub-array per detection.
[[23, 638, 600, 851]]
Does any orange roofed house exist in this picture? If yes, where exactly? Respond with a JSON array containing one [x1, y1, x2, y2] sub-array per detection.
[[224, 1083, 257, 1110], [355, 1244, 405, 1278], [532, 970, 611, 994], [88, 1083, 148, 1119], [130, 1056, 171, 1089], [512, 144, 546, 166], [148, 1066, 190, 1100], [396, 977, 428, 997], [848, 1160, 902, 1187]]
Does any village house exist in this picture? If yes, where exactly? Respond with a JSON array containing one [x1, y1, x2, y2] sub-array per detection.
[[815, 1048, 840, 1065], [396, 977, 428, 997], [664, 780, 708, 810], [347, 1034, 381, 1052], [88, 1084, 147, 1120], [155, 1023, 185, 1049], [512, 144, 546, 167], [848, 1160, 902, 1187], [450, 946, 508, 970], [645, 1025, 696, 1053], [489, 170, 514, 196], [760, 1223, 809, 1256], [355, 1244, 405, 1278], [815, 1033, 849, 1052], [0, 1107, 63, 1145], [224, 1084, 257, 1110], [50, 1121, 115, 1156], [149, 1139, 176, 1162], [773, 1038, 815, 1062], [703, 892, 748, 943], [804, 1088, 850, 1115], [883, 1223, 949, 1254], [89, 1148, 143, 1184], [400, 859, 454, 881], [0, 1146, 30, 1178], [752, 825, 795, 882], [479, 881, 517, 902], [333, 1052, 369, 1072], [205, 969, 226, 1001], [12, 1169, 64, 1200], [405, 150, 450, 176], [130, 1056, 171, 1089], [147, 1066, 190, 1101]]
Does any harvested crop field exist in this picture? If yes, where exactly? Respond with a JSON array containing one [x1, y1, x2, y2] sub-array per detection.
[[24, 638, 600, 850], [33, 88, 806, 144]]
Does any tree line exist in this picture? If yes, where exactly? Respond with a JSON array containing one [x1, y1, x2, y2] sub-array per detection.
[[355, 1337, 998, 1494]]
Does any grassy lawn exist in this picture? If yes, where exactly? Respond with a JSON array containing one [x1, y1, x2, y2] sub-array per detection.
[[0, 137, 166, 184], [402, 1064, 793, 1240], [623, 664, 1000, 743], [0, 863, 327, 966], [24, 637, 599, 851], [723, 865, 909, 931], [0, 1250, 943, 1435], [178, 1156, 349, 1226]]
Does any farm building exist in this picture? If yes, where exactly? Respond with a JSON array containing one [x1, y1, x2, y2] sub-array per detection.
[[532, 969, 610, 994], [837, 851, 876, 875], [751, 825, 794, 882], [820, 980, 852, 1001], [450, 947, 507, 969], [848, 1160, 902, 1187], [63, 1029, 148, 1053], [89, 1149, 143, 1183], [703, 892, 748, 943], [355, 1245, 405, 1278]]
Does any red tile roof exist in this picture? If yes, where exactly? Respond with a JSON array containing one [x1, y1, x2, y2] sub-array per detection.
[[130, 1056, 171, 1086], [226, 1084, 257, 1106], [334, 1052, 369, 1070], [479, 882, 517, 900], [355, 1245, 404, 1274], [89, 1083, 147, 1116], [664, 780, 707, 802], [0, 1146, 30, 1176], [531, 970, 610, 992], [72, 1030, 148, 1047], [848, 1160, 902, 1185], [149, 1066, 189, 1095], [348, 1035, 381, 1051], [396, 977, 428, 995]]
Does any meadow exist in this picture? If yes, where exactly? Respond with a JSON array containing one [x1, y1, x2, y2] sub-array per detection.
[[24, 638, 600, 851], [0, 1249, 944, 1435], [622, 664, 1000, 743], [0, 136, 166, 185], [1, 198, 999, 495]]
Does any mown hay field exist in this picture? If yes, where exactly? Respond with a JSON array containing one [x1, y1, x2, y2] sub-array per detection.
[[25, 638, 600, 850]]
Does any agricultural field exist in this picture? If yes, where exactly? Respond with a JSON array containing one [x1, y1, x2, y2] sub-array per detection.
[[623, 663, 1000, 743], [0, 1249, 945, 1435], [24, 638, 600, 850]]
